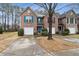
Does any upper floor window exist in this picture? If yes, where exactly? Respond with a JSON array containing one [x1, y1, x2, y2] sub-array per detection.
[[37, 17, 43, 24], [67, 17, 76, 24], [24, 16, 33, 24], [70, 17, 74, 24], [52, 17, 55, 23]]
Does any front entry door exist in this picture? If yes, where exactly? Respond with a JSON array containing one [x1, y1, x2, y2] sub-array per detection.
[[37, 26, 42, 33], [58, 25, 63, 34]]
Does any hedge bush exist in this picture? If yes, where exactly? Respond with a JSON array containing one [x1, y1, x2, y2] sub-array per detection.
[[62, 29, 70, 36], [18, 29, 24, 36], [0, 26, 3, 34], [41, 28, 48, 36], [56, 31, 59, 34]]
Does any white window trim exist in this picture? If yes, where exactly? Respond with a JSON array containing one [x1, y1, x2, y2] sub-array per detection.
[[69, 18, 70, 24], [74, 18, 75, 24]]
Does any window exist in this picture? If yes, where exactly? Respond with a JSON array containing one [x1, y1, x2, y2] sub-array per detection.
[[37, 17, 43, 24], [24, 16, 33, 23], [29, 16, 33, 23], [70, 17, 74, 24], [24, 16, 33, 26], [52, 17, 55, 23]]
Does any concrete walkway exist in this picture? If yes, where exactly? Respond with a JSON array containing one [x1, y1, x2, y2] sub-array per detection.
[[64, 38, 79, 44], [0, 37, 51, 56]]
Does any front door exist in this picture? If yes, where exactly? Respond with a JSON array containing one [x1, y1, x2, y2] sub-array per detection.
[[37, 26, 42, 33], [58, 25, 63, 34]]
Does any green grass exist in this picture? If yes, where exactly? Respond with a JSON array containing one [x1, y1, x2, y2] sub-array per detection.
[[65, 34, 79, 39], [63, 42, 77, 46]]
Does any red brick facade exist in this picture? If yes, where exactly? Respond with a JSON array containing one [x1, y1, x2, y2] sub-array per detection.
[[21, 7, 37, 32]]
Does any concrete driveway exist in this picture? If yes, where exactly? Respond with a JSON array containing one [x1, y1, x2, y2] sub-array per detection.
[[0, 37, 51, 56], [1, 35, 79, 56]]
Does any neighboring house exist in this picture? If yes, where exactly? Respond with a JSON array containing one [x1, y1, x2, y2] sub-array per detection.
[[60, 10, 78, 34], [43, 13, 59, 34], [20, 7, 79, 35]]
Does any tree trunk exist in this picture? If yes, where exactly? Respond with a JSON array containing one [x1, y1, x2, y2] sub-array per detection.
[[12, 11, 13, 30], [15, 11, 17, 31], [48, 15, 53, 40], [15, 18, 16, 31], [2, 10, 4, 31], [7, 13, 9, 31], [4, 13, 6, 31]]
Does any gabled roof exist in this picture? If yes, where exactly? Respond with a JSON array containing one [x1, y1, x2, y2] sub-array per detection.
[[62, 9, 76, 16], [66, 9, 76, 14], [60, 9, 77, 19], [20, 7, 37, 16]]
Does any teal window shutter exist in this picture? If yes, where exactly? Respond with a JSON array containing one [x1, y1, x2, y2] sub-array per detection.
[[24, 16, 26, 23], [32, 16, 33, 23]]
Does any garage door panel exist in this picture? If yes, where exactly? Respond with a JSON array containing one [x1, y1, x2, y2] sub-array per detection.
[[24, 27, 34, 35], [47, 27, 55, 34], [68, 27, 76, 34]]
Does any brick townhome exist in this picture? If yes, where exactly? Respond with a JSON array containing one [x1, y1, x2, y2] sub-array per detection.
[[20, 7, 79, 35]]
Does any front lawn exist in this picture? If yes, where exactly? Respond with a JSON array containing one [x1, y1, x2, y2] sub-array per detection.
[[36, 37, 79, 53], [0, 32, 21, 52], [64, 34, 79, 39]]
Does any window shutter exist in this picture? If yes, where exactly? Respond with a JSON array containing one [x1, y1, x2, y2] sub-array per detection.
[[24, 16, 26, 23], [67, 18, 69, 24], [75, 18, 77, 24], [32, 16, 33, 23]]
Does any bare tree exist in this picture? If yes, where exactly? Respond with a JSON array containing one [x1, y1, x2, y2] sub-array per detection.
[[35, 3, 57, 40]]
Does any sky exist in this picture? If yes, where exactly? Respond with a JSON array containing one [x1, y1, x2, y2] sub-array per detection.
[[0, 3, 79, 25], [14, 3, 79, 14]]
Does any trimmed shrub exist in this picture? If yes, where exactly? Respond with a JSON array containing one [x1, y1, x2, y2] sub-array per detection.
[[62, 29, 70, 36], [18, 29, 24, 36], [34, 32, 38, 35], [56, 31, 59, 34], [0, 26, 3, 34], [76, 32, 79, 34], [41, 28, 48, 36]]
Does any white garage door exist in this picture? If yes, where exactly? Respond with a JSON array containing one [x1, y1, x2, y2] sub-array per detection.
[[24, 27, 34, 35], [68, 27, 76, 34], [47, 27, 55, 34]]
